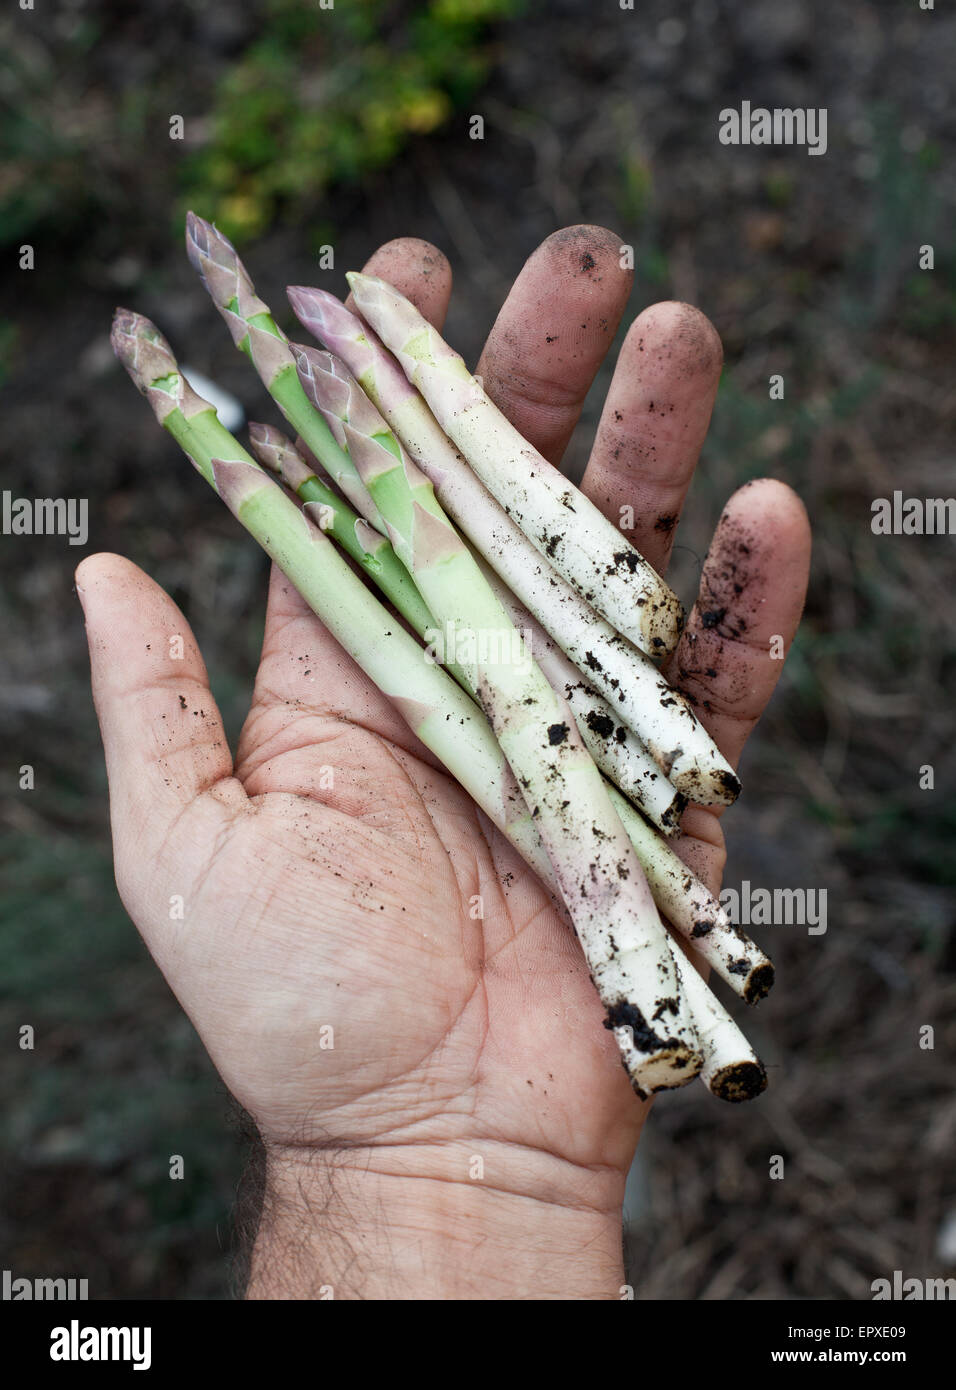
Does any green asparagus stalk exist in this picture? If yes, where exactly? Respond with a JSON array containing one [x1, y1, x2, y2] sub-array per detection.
[[184, 212, 385, 533], [244, 419, 441, 642], [292, 342, 707, 1092], [113, 309, 708, 1097], [344, 271, 686, 661], [286, 285, 741, 809]]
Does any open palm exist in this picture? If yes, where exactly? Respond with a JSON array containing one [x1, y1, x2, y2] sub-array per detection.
[[80, 227, 810, 1196]]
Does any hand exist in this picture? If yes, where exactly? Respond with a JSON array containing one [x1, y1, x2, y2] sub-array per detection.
[[78, 226, 810, 1299]]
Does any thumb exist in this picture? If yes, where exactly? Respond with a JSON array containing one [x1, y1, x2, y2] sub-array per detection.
[[76, 552, 244, 917]]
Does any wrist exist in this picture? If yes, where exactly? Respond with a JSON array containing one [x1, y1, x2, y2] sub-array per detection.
[[246, 1139, 627, 1300]]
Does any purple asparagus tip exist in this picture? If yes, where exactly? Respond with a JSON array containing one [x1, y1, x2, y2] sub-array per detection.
[[184, 210, 236, 277], [289, 341, 334, 374], [288, 285, 353, 338], [286, 285, 327, 319], [110, 307, 174, 382], [110, 306, 140, 364]]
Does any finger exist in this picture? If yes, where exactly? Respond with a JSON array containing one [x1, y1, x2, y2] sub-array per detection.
[[475, 225, 633, 465], [581, 301, 723, 575], [667, 478, 812, 770], [345, 236, 452, 329], [75, 551, 242, 863]]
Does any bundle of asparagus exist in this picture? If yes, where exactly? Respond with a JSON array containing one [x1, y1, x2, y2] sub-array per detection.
[[110, 213, 773, 1105]]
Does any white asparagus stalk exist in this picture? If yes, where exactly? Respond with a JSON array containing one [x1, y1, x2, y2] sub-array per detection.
[[672, 955, 767, 1102], [343, 271, 686, 660], [285, 287, 740, 808], [294, 344, 705, 1094], [473, 554, 688, 836], [605, 787, 774, 1004]]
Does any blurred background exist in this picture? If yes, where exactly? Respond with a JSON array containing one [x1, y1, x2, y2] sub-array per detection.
[[1, 0, 954, 1298]]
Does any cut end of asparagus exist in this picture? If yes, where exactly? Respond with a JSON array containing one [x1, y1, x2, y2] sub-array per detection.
[[707, 1059, 768, 1103], [658, 743, 741, 808], [743, 961, 775, 1005], [711, 766, 742, 806], [613, 1035, 704, 1100], [604, 999, 703, 1095], [659, 791, 689, 834]]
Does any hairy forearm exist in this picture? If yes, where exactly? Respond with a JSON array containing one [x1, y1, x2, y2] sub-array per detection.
[[246, 1142, 627, 1301]]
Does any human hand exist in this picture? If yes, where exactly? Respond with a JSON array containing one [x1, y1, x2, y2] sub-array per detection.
[[78, 226, 810, 1298]]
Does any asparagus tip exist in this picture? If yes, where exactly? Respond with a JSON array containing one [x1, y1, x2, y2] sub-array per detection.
[[345, 271, 387, 304], [290, 342, 340, 395], [110, 307, 172, 383], [110, 304, 138, 343], [287, 284, 330, 313], [288, 285, 364, 348], [247, 420, 302, 471], [184, 209, 236, 273]]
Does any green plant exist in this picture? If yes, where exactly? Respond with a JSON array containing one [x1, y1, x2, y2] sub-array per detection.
[[179, 0, 526, 241]]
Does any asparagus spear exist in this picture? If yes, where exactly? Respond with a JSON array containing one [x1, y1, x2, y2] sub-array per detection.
[[112, 309, 705, 1097], [344, 271, 686, 661], [286, 285, 740, 809], [184, 212, 385, 532]]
